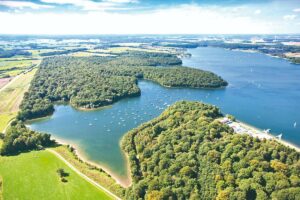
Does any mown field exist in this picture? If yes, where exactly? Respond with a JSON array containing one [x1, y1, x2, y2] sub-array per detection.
[[0, 69, 37, 132], [0, 150, 113, 200]]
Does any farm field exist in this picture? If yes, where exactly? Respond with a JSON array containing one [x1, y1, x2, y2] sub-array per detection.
[[0, 78, 11, 89], [0, 69, 37, 132], [0, 150, 113, 200], [0, 58, 39, 78]]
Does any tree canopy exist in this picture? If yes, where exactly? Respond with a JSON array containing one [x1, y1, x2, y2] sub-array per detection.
[[18, 53, 227, 120], [121, 101, 300, 200], [0, 121, 53, 155]]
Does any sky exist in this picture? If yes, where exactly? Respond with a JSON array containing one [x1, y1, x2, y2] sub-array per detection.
[[0, 0, 299, 34]]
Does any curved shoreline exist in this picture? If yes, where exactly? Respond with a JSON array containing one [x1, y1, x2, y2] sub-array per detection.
[[47, 148, 122, 200], [50, 135, 132, 188]]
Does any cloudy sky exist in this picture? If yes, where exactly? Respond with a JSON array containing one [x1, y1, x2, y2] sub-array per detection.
[[0, 0, 299, 34]]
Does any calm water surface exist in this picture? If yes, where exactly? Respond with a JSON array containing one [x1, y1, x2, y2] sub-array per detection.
[[28, 47, 300, 181]]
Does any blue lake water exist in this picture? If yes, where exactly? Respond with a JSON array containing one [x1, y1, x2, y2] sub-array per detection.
[[28, 47, 300, 182]]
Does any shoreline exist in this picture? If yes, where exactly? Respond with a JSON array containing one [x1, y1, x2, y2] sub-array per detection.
[[238, 120, 300, 152], [50, 135, 132, 188], [220, 117, 300, 152], [222, 47, 299, 65], [74, 104, 113, 112]]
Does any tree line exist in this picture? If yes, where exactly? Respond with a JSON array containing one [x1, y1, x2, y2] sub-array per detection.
[[18, 52, 227, 121], [39, 48, 88, 56], [0, 121, 54, 155], [0, 48, 31, 58]]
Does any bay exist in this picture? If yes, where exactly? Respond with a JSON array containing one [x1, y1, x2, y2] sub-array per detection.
[[28, 47, 300, 182]]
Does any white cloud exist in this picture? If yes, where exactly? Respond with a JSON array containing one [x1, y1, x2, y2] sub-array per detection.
[[293, 8, 300, 12], [254, 9, 261, 15], [104, 0, 138, 3], [283, 14, 297, 20], [40, 0, 138, 11], [0, 1, 53, 9], [0, 4, 295, 35]]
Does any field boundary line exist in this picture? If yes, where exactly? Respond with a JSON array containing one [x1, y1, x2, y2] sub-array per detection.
[[46, 149, 122, 200]]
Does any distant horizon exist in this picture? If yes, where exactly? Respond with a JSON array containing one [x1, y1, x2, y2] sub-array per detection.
[[1, 33, 300, 36]]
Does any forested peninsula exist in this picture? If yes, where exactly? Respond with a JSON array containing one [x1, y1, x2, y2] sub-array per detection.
[[122, 101, 300, 200], [18, 52, 227, 121]]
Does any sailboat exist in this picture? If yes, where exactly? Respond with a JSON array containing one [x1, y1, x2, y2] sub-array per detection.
[[276, 134, 283, 140], [263, 129, 271, 133], [294, 122, 297, 128]]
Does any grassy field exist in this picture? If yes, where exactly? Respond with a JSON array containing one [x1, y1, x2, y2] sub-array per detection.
[[89, 46, 169, 54], [0, 69, 37, 132], [70, 52, 111, 57], [0, 175, 2, 200], [0, 150, 113, 200], [0, 59, 39, 78], [53, 146, 125, 197]]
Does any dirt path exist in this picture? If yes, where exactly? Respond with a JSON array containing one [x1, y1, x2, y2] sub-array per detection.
[[0, 74, 21, 93], [47, 149, 122, 200], [0, 77, 12, 90]]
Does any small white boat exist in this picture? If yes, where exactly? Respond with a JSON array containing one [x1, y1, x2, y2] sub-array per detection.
[[276, 133, 283, 140], [294, 122, 297, 128], [263, 129, 271, 133]]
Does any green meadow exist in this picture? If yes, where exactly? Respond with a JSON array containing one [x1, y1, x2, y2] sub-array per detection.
[[0, 150, 113, 200]]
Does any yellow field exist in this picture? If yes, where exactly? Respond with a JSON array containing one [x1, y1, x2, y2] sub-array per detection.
[[0, 69, 37, 132], [70, 51, 112, 57], [89, 46, 168, 54]]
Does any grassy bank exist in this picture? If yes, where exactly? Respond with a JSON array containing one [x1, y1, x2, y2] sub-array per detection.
[[0, 69, 37, 132], [52, 145, 125, 197], [0, 150, 114, 200]]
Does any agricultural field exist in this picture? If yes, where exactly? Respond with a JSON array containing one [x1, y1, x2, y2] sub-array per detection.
[[0, 58, 39, 78], [0, 150, 113, 200], [70, 51, 111, 57], [89, 46, 175, 54], [28, 49, 65, 57], [0, 78, 12, 90], [0, 69, 37, 132]]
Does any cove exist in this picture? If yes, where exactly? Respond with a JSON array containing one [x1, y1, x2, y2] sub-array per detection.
[[28, 47, 300, 184]]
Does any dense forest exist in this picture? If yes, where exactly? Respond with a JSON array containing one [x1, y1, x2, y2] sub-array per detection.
[[39, 48, 88, 56], [0, 48, 31, 58], [18, 53, 227, 120], [153, 42, 199, 48], [0, 121, 53, 155], [110, 51, 183, 66], [121, 101, 300, 200]]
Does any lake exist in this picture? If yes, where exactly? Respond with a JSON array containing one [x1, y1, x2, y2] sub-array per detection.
[[28, 47, 300, 183]]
